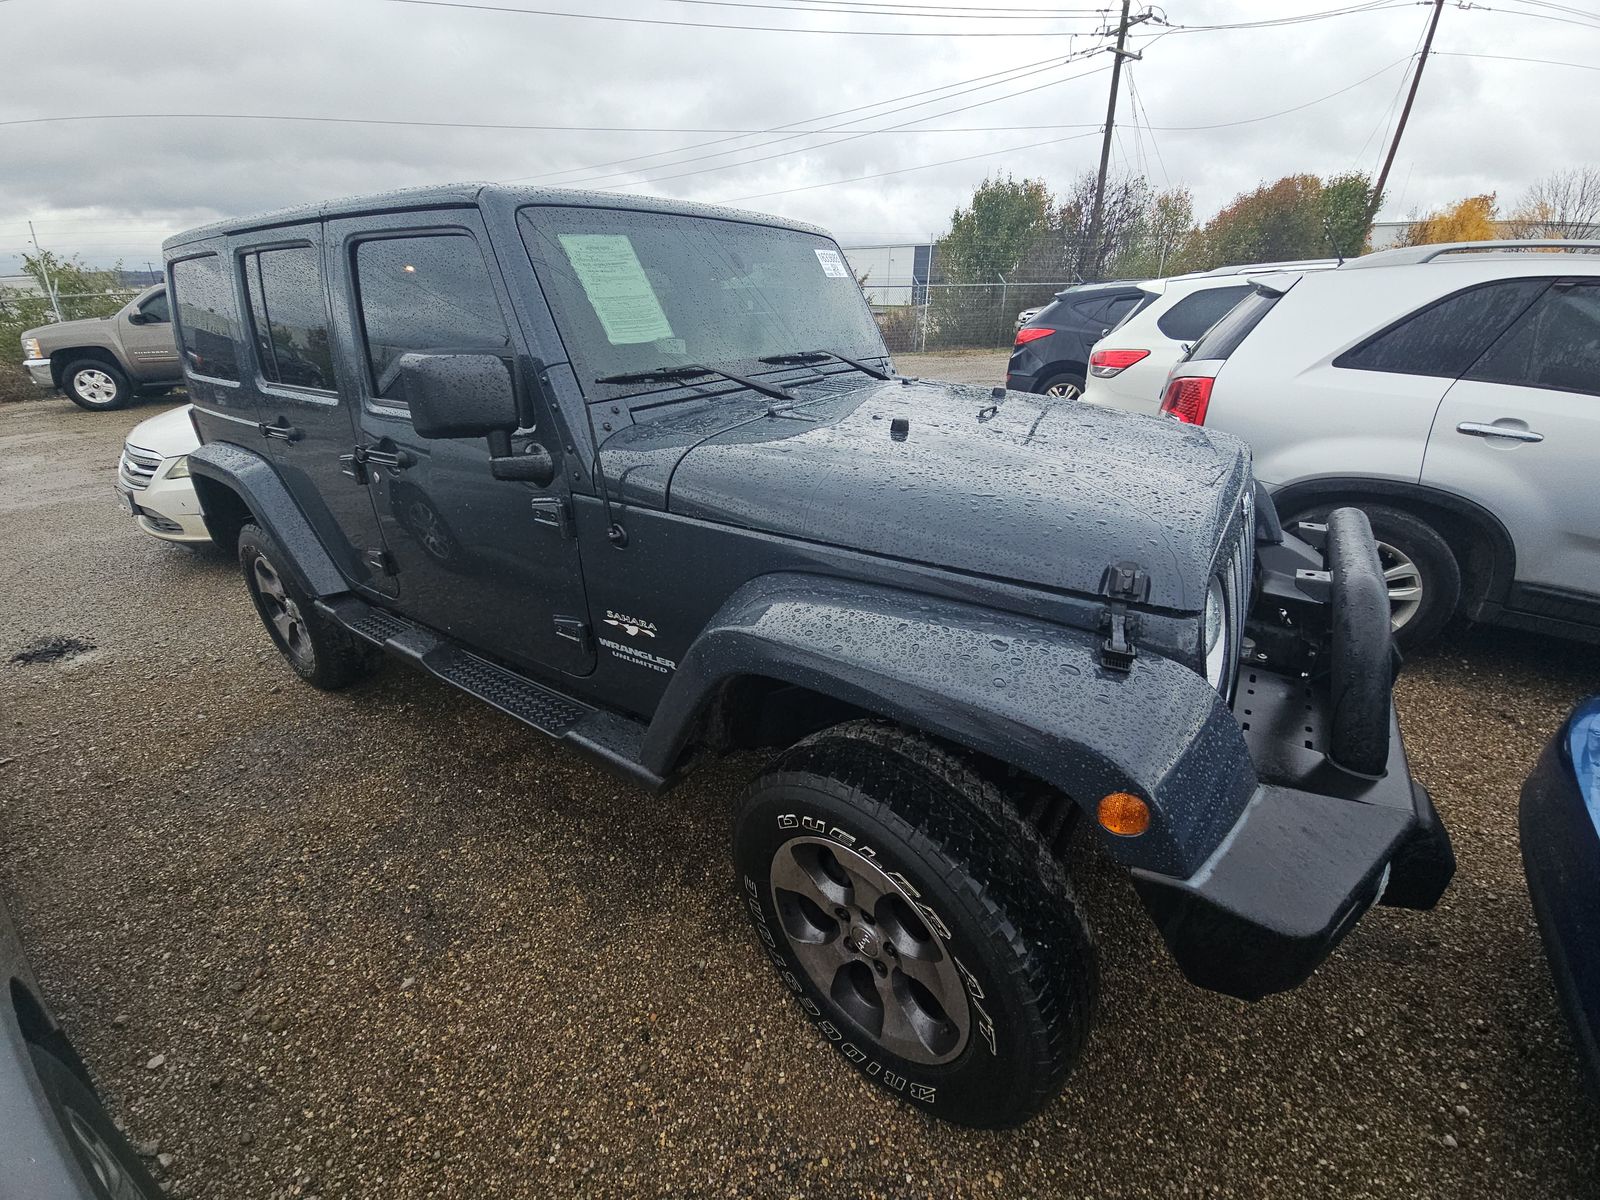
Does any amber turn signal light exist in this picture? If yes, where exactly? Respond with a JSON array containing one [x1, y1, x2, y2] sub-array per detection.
[[1097, 792, 1150, 837]]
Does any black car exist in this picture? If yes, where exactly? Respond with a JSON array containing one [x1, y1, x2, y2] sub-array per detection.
[[0, 890, 162, 1198], [1521, 696, 1600, 1098], [165, 185, 1452, 1128], [1005, 281, 1148, 398]]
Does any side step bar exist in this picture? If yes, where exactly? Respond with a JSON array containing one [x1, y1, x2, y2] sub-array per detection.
[[317, 595, 668, 793]]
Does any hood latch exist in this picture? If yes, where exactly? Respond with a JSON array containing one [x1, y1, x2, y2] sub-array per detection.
[[1098, 561, 1150, 673]]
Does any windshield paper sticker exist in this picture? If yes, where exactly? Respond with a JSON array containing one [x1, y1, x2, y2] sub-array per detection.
[[557, 234, 676, 344], [813, 248, 851, 279]]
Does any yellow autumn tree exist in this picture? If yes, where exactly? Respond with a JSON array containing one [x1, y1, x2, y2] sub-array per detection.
[[1401, 194, 1499, 245]]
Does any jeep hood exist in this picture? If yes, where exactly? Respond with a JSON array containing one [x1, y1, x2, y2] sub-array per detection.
[[600, 377, 1251, 611]]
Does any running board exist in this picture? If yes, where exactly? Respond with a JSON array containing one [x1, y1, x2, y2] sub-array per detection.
[[318, 595, 668, 792]]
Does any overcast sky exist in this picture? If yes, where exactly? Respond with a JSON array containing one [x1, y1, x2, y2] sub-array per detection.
[[1, 0, 1595, 278]]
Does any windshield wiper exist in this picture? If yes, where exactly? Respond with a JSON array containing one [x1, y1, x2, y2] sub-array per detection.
[[758, 349, 890, 381], [595, 363, 798, 404]]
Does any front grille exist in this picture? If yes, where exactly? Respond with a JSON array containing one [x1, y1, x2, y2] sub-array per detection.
[[119, 444, 162, 490]]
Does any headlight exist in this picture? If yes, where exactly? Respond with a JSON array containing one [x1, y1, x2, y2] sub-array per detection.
[[165, 456, 190, 479], [1203, 576, 1229, 691], [23, 337, 42, 359]]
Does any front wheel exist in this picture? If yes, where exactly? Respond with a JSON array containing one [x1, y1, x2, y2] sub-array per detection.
[[733, 721, 1097, 1128], [62, 360, 132, 411]]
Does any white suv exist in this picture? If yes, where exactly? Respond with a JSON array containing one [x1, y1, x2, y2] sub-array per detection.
[[1081, 260, 1337, 416], [1160, 241, 1600, 648]]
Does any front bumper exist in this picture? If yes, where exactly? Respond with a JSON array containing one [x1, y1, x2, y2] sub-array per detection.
[[1133, 670, 1453, 1001], [1519, 707, 1600, 1099], [24, 358, 53, 390], [1131, 507, 1454, 1002], [118, 460, 211, 545]]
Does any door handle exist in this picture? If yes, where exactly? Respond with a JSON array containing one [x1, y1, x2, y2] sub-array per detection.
[[1455, 421, 1543, 443], [260, 418, 302, 442], [361, 446, 415, 470]]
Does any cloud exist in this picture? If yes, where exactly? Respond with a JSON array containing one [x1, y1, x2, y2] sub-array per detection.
[[0, 0, 1592, 273]]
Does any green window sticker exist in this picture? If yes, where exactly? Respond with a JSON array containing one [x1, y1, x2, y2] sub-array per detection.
[[557, 234, 675, 345]]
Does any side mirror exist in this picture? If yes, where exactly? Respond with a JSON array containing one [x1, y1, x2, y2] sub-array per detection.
[[396, 352, 554, 487], [127, 311, 150, 326], [398, 352, 519, 440]]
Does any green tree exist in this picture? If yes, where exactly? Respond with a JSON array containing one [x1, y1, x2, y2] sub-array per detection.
[[1108, 187, 1194, 278], [937, 175, 1054, 284], [1321, 171, 1375, 259]]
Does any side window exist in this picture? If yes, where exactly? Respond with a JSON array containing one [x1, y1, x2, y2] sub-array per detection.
[[1103, 294, 1140, 329], [1333, 279, 1550, 379], [353, 234, 511, 398], [138, 291, 170, 323], [1157, 285, 1252, 342], [1464, 281, 1600, 398], [241, 246, 336, 391], [170, 255, 242, 381]]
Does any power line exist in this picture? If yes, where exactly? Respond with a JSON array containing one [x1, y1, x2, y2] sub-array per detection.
[[1145, 0, 1421, 34], [723, 130, 1102, 203], [552, 51, 1109, 191], [502, 48, 1091, 185], [382, 0, 1095, 35], [1434, 48, 1600, 70], [663, 0, 1110, 18]]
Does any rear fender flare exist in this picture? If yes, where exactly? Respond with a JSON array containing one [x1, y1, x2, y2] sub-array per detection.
[[187, 442, 346, 597], [642, 572, 1258, 877]]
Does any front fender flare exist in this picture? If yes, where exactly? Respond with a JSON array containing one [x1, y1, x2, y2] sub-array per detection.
[[187, 442, 347, 597], [643, 573, 1257, 877]]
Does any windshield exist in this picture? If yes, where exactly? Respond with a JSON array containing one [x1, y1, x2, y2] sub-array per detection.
[[518, 206, 885, 389]]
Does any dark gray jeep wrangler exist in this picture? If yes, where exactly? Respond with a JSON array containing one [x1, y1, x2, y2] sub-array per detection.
[[165, 185, 1453, 1128]]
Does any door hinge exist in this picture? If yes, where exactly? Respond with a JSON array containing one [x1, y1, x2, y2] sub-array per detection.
[[529, 496, 574, 539], [553, 616, 591, 653], [1098, 561, 1150, 673], [365, 548, 397, 577], [339, 448, 369, 485]]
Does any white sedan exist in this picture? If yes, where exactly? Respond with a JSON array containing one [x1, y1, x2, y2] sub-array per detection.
[[116, 404, 211, 544]]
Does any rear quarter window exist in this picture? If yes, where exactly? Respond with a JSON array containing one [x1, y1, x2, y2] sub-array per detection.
[[1186, 289, 1282, 363], [170, 254, 242, 382], [1156, 285, 1253, 342]]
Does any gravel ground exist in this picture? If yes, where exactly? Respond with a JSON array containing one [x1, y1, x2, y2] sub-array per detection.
[[1, 379, 1597, 1200]]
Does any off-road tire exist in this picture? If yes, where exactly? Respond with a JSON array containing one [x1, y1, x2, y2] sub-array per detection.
[[61, 360, 132, 411], [238, 523, 376, 690], [1288, 503, 1461, 650], [1035, 372, 1084, 401], [733, 720, 1097, 1128]]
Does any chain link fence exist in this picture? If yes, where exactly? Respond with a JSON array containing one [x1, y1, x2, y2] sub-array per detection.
[[866, 282, 1075, 354]]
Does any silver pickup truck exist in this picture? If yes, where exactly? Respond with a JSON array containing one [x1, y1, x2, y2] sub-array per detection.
[[20, 284, 182, 410]]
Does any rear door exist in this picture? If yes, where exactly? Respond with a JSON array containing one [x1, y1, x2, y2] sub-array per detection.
[[326, 208, 595, 677], [1424, 277, 1600, 603], [235, 224, 398, 598]]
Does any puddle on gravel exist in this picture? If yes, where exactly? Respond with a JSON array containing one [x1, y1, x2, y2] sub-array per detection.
[[9, 635, 97, 665]]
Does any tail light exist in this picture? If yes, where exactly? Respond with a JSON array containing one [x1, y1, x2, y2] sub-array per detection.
[[1014, 327, 1054, 347], [1088, 348, 1150, 378], [1160, 376, 1214, 425]]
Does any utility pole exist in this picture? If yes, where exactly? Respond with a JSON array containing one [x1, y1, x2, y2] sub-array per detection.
[[1367, 0, 1445, 231], [1085, 0, 1145, 279], [27, 221, 65, 323]]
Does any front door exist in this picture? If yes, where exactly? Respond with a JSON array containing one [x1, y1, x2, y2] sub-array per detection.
[[234, 224, 397, 597], [1424, 277, 1600, 602], [325, 209, 595, 677], [120, 288, 181, 384]]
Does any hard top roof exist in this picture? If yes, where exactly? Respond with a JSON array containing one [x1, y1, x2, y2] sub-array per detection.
[[163, 183, 831, 252]]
